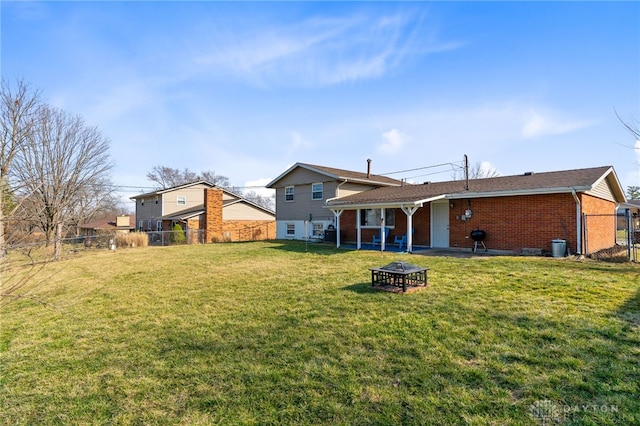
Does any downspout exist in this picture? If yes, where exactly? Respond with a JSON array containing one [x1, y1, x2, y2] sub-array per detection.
[[571, 189, 582, 254], [325, 179, 348, 205]]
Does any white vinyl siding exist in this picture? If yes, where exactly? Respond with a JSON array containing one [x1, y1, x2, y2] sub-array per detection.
[[286, 223, 295, 235], [312, 222, 324, 237], [586, 179, 617, 202]]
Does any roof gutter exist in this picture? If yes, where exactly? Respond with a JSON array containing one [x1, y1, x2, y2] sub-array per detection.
[[325, 194, 444, 210], [324, 179, 349, 204], [446, 186, 592, 200]]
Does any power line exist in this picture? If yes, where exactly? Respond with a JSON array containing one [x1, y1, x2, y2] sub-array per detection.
[[378, 160, 465, 177]]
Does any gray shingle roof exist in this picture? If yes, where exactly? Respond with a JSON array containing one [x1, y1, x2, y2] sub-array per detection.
[[327, 166, 620, 206], [299, 163, 403, 186], [266, 162, 402, 188]]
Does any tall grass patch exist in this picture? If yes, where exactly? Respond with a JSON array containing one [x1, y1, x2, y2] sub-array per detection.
[[115, 231, 148, 248]]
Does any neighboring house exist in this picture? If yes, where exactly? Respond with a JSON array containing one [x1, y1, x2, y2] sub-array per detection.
[[265, 161, 402, 240], [321, 165, 626, 256], [77, 215, 135, 237], [130, 181, 276, 242], [618, 199, 640, 230]]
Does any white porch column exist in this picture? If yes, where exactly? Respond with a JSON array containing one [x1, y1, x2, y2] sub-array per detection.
[[331, 209, 343, 248], [356, 208, 362, 249], [380, 207, 386, 251], [401, 205, 420, 253]]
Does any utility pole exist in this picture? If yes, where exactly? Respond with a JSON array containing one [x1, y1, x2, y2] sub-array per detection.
[[464, 154, 469, 190]]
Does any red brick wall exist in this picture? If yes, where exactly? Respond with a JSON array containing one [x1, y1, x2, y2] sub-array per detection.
[[580, 194, 616, 253], [448, 194, 578, 253], [221, 220, 276, 241], [337, 193, 589, 253], [204, 189, 276, 243], [338, 208, 431, 246], [204, 189, 223, 243], [185, 218, 199, 244]]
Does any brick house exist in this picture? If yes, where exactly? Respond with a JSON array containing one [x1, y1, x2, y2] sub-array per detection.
[[618, 200, 640, 233], [77, 215, 136, 237], [322, 165, 626, 255], [130, 181, 275, 243]]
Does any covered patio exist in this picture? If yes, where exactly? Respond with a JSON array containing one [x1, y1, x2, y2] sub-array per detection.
[[324, 196, 444, 253]]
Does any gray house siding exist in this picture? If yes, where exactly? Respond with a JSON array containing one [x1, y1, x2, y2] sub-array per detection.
[[135, 196, 162, 230], [272, 168, 339, 222], [274, 182, 337, 222]]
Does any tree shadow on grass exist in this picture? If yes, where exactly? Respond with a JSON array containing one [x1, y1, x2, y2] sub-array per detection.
[[485, 283, 640, 424], [617, 286, 640, 331], [265, 240, 345, 256]]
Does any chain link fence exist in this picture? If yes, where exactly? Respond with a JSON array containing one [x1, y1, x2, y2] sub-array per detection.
[[584, 211, 637, 262]]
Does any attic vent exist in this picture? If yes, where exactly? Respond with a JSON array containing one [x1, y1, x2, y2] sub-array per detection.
[[524, 171, 535, 176]]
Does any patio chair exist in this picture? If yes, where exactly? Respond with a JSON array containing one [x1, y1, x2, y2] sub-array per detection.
[[393, 235, 407, 250], [372, 227, 390, 247]]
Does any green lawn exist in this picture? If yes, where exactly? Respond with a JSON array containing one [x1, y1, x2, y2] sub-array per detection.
[[1, 241, 639, 425]]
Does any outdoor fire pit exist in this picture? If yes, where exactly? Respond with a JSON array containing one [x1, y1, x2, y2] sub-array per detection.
[[369, 261, 429, 293]]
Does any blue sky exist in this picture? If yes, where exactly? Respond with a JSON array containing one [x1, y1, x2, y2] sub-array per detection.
[[2, 1, 639, 207]]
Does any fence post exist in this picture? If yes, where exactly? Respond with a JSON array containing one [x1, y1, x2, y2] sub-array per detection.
[[626, 209, 631, 261]]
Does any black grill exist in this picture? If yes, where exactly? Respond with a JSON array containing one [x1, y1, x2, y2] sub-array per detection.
[[470, 229, 487, 252]]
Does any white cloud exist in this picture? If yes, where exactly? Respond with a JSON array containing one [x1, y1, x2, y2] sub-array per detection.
[[521, 110, 593, 139], [193, 9, 462, 87], [243, 178, 275, 198], [288, 132, 313, 155], [378, 128, 406, 154], [478, 161, 499, 177]]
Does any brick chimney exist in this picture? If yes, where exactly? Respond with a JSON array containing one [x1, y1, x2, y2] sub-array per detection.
[[204, 188, 223, 242]]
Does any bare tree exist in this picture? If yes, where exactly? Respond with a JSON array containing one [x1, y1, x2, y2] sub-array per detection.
[[199, 170, 231, 189], [469, 162, 499, 179], [146, 166, 198, 189], [12, 105, 114, 260], [242, 190, 275, 211], [146, 165, 231, 189], [616, 110, 640, 142], [0, 79, 41, 259], [452, 161, 499, 181]]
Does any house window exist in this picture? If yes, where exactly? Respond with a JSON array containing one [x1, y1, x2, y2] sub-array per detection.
[[147, 220, 152, 230], [141, 199, 144, 206], [177, 196, 186, 206], [156, 221, 162, 231], [312, 183, 323, 200], [285, 186, 294, 202], [312, 223, 324, 237], [360, 209, 395, 227], [138, 221, 144, 231], [286, 223, 295, 236], [155, 197, 158, 205]]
